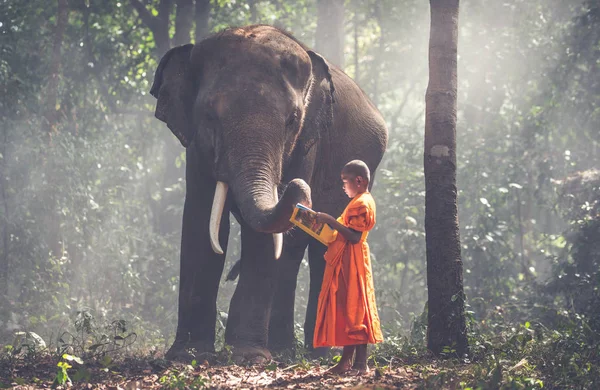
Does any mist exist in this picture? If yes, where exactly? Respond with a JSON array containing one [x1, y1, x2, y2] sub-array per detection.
[[1, 0, 598, 382]]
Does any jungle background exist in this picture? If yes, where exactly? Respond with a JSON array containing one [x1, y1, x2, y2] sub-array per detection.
[[0, 0, 598, 388]]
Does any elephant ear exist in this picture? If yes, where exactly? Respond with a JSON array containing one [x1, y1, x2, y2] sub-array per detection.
[[297, 50, 336, 156], [150, 44, 196, 147], [306, 51, 335, 104]]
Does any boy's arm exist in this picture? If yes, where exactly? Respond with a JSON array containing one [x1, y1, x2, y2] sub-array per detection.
[[315, 212, 362, 244]]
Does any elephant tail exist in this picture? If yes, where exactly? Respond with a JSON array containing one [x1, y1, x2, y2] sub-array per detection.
[[225, 259, 242, 281]]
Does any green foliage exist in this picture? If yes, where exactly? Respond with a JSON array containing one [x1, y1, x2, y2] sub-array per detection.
[[53, 354, 83, 387], [0, 1, 598, 389], [57, 310, 137, 358], [159, 364, 210, 390]]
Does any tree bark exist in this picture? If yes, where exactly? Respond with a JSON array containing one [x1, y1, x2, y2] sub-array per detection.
[[315, 0, 345, 68], [42, 0, 70, 262], [353, 7, 359, 84], [131, 0, 195, 236], [248, 0, 258, 24], [43, 0, 69, 135], [174, 0, 194, 46], [195, 0, 211, 42], [373, 0, 385, 107], [0, 127, 9, 298], [424, 0, 467, 356]]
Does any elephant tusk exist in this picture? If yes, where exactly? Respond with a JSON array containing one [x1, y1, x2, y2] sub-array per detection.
[[273, 233, 283, 260], [210, 181, 228, 255], [273, 185, 283, 260]]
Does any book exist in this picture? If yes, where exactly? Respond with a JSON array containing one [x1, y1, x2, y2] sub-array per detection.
[[289, 203, 336, 246]]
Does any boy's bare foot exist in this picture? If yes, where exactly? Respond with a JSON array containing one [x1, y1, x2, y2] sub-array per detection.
[[351, 344, 369, 375], [325, 361, 353, 375], [325, 345, 355, 375]]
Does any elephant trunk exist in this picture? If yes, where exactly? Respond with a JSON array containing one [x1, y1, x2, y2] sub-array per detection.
[[208, 167, 311, 258], [233, 153, 312, 230], [233, 174, 312, 234]]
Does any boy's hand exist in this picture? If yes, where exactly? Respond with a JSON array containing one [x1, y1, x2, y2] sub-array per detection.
[[315, 212, 336, 225]]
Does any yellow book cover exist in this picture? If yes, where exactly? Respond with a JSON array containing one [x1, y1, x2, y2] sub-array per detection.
[[289, 204, 336, 246]]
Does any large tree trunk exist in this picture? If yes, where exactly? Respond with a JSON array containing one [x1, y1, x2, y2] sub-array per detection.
[[315, 0, 345, 68], [130, 0, 195, 235], [0, 128, 9, 299], [424, 0, 467, 356], [43, 0, 69, 261]]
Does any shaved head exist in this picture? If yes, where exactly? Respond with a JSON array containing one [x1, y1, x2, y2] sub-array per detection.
[[342, 160, 370, 185]]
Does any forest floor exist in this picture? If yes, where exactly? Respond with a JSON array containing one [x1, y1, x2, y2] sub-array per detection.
[[0, 353, 464, 389]]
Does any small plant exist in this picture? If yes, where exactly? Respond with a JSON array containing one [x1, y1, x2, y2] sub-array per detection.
[[297, 357, 311, 370], [158, 364, 209, 389], [57, 310, 136, 358], [53, 353, 83, 387]]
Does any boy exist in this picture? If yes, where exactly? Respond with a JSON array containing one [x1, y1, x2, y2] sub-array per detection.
[[314, 160, 383, 375]]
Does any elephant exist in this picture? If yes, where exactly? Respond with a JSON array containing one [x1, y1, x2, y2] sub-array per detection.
[[150, 25, 388, 362]]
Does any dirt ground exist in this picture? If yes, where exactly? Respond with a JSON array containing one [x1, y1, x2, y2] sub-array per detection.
[[1, 355, 441, 389]]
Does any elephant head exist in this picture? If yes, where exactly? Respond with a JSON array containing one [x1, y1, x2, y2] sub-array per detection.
[[150, 26, 335, 256]]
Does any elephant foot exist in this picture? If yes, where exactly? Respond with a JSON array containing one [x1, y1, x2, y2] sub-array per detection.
[[231, 345, 272, 364], [165, 340, 215, 362]]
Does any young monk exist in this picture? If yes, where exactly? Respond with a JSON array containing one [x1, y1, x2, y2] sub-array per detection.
[[313, 160, 383, 375]]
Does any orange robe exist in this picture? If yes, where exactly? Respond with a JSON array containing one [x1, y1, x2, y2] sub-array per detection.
[[313, 192, 383, 348]]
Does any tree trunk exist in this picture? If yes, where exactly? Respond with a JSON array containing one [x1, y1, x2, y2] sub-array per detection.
[[373, 0, 385, 107], [315, 0, 345, 68], [174, 0, 194, 46], [131, 0, 194, 236], [424, 0, 467, 356], [353, 7, 359, 84], [248, 0, 258, 24], [0, 127, 9, 298], [195, 0, 211, 42], [43, 0, 69, 262], [43, 0, 69, 135]]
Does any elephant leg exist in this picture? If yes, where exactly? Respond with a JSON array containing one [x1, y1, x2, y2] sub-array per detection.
[[304, 241, 330, 358], [225, 222, 277, 362], [166, 150, 231, 360], [268, 230, 310, 353]]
